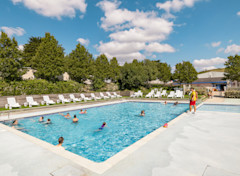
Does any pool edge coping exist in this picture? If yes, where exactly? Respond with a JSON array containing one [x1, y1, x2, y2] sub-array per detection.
[[0, 100, 196, 174]]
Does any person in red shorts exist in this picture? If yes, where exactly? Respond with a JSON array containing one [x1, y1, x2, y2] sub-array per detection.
[[189, 88, 197, 114]]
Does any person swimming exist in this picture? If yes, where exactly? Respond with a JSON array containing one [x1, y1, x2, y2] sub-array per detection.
[[44, 118, 51, 124], [173, 101, 178, 106], [140, 110, 145, 116], [79, 109, 87, 114], [72, 115, 79, 123], [12, 120, 18, 126], [39, 116, 44, 122], [59, 112, 71, 118], [96, 122, 107, 131], [164, 101, 167, 105], [56, 137, 64, 149], [11, 120, 24, 130]]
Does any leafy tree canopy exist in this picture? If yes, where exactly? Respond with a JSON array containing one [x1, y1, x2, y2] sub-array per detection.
[[66, 43, 94, 83], [119, 59, 148, 89], [224, 55, 240, 82], [173, 61, 198, 84], [94, 54, 111, 80], [142, 59, 159, 81], [22, 37, 42, 67], [109, 57, 120, 82], [32, 32, 65, 82], [157, 62, 172, 84], [0, 31, 23, 82]]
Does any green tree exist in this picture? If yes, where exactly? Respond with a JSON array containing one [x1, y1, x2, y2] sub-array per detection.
[[143, 59, 159, 81], [66, 43, 94, 83], [22, 37, 42, 67], [157, 62, 172, 84], [119, 59, 148, 89], [94, 54, 111, 80], [0, 31, 23, 82], [224, 55, 240, 82], [173, 61, 198, 85], [32, 33, 65, 82], [109, 57, 120, 82]]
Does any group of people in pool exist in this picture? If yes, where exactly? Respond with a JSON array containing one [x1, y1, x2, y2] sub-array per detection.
[[58, 109, 87, 123], [39, 116, 51, 124]]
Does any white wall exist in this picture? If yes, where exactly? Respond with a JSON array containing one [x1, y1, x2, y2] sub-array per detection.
[[198, 72, 224, 78]]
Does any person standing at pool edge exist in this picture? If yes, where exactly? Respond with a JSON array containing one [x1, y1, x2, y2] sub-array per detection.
[[189, 88, 197, 114]]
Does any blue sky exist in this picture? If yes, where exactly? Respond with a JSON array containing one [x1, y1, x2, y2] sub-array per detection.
[[0, 0, 240, 71]]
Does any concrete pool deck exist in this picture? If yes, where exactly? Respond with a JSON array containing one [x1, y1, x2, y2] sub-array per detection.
[[0, 99, 240, 176]]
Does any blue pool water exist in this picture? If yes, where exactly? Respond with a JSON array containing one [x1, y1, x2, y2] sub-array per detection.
[[3, 102, 189, 162], [198, 104, 240, 113]]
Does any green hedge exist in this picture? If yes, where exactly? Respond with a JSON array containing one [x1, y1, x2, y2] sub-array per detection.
[[225, 90, 240, 98], [0, 80, 84, 96]]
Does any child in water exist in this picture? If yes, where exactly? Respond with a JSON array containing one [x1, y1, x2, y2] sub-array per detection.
[[79, 109, 87, 114], [72, 115, 79, 123], [95, 122, 107, 131], [140, 110, 145, 116]]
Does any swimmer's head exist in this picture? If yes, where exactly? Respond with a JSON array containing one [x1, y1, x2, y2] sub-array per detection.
[[74, 115, 77, 118], [58, 137, 64, 144], [47, 118, 51, 122]]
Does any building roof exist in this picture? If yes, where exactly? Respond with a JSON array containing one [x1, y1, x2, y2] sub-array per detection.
[[192, 77, 227, 84]]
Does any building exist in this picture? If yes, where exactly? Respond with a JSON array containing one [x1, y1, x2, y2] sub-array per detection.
[[22, 68, 35, 80], [192, 71, 227, 91]]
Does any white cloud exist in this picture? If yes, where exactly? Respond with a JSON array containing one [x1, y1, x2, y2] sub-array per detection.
[[224, 44, 240, 54], [11, 0, 87, 20], [216, 48, 224, 54], [0, 26, 25, 37], [156, 0, 199, 18], [237, 11, 240, 16], [193, 57, 227, 71], [228, 40, 233, 43], [96, 0, 175, 63], [211, 41, 221, 47], [18, 45, 24, 51], [146, 42, 175, 53], [77, 38, 90, 46]]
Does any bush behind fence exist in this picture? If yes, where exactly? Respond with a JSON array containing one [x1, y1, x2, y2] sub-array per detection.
[[0, 80, 84, 96], [225, 90, 240, 98]]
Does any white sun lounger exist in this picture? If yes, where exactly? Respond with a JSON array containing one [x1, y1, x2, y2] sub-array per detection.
[[25, 96, 39, 107], [176, 91, 184, 98], [167, 91, 175, 98], [154, 91, 162, 98], [58, 95, 71, 103], [145, 90, 154, 98], [161, 90, 167, 96], [106, 92, 116, 98], [131, 90, 143, 98], [80, 94, 92, 101], [69, 94, 81, 102], [100, 92, 109, 99], [43, 95, 56, 105], [6, 97, 21, 109], [113, 92, 122, 98], [90, 93, 101, 100]]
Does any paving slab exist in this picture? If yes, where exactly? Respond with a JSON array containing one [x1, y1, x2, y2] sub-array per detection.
[[203, 166, 240, 176]]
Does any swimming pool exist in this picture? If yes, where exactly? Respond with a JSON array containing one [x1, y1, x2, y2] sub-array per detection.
[[2, 102, 189, 162], [198, 104, 240, 113]]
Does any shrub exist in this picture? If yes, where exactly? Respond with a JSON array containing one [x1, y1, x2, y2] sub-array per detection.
[[0, 80, 84, 96], [225, 90, 240, 98]]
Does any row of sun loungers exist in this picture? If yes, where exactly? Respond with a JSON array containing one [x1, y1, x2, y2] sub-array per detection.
[[5, 92, 122, 109], [145, 90, 184, 98]]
